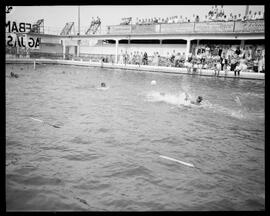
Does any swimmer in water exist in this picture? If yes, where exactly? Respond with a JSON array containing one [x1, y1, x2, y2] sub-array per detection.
[[191, 96, 203, 105], [10, 72, 19, 78], [185, 93, 203, 105], [101, 82, 106, 87]]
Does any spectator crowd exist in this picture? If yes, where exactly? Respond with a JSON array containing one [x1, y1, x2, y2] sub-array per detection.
[[120, 5, 264, 25], [99, 44, 265, 76]]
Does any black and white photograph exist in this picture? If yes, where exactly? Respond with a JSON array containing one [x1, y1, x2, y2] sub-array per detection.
[[5, 4, 265, 211]]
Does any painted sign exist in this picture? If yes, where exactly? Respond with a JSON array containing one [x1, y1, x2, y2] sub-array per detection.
[[6, 20, 40, 49], [234, 20, 264, 33], [161, 23, 194, 33], [107, 25, 131, 34], [6, 33, 40, 49], [194, 21, 234, 33], [6, 20, 32, 33], [131, 24, 156, 34]]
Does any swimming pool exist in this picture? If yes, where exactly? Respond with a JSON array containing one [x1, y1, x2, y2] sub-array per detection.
[[6, 63, 265, 211]]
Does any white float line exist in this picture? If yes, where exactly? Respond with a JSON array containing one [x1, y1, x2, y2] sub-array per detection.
[[30, 117, 61, 128], [30, 117, 43, 123], [159, 155, 194, 168]]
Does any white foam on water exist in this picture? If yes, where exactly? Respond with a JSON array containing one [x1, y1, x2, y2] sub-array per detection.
[[146, 91, 195, 107], [96, 86, 110, 91], [234, 96, 242, 106]]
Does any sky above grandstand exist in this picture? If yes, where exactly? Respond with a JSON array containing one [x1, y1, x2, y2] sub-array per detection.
[[7, 5, 264, 33]]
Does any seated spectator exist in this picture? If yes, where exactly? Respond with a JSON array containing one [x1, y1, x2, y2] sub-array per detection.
[[257, 11, 263, 19], [135, 18, 139, 25], [170, 50, 176, 64], [251, 12, 257, 20], [173, 16, 178, 23], [96, 16, 101, 25], [219, 5, 225, 17], [258, 55, 265, 73], [253, 57, 259, 72], [254, 12, 260, 20], [228, 13, 234, 21], [195, 15, 200, 22], [213, 5, 218, 15], [247, 10, 252, 20], [174, 53, 181, 67], [237, 14, 242, 21], [208, 6, 214, 17], [235, 46, 241, 55], [223, 15, 228, 21], [242, 16, 247, 21]]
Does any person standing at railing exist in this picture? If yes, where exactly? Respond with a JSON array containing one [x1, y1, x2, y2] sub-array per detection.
[[166, 52, 170, 67], [143, 52, 148, 65], [119, 50, 124, 64], [129, 52, 133, 64], [124, 51, 128, 66], [258, 54, 265, 73], [237, 14, 242, 21], [219, 5, 225, 17], [170, 50, 176, 65], [208, 6, 214, 20], [220, 52, 228, 71]]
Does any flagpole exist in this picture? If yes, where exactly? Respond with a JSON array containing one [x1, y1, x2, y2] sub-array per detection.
[[78, 6, 80, 35]]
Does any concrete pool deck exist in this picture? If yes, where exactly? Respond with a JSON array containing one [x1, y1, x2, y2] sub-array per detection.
[[6, 58, 265, 80]]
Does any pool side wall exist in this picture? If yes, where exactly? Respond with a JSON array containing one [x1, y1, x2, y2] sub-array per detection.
[[5, 58, 265, 80]]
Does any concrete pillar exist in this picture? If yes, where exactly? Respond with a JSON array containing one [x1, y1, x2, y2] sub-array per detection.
[[115, 39, 119, 63], [186, 39, 191, 60], [240, 40, 245, 49], [160, 40, 162, 56], [77, 40, 80, 57], [62, 40, 66, 60]]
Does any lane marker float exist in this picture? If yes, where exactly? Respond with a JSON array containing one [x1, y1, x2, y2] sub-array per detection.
[[30, 117, 61, 128], [159, 155, 194, 168]]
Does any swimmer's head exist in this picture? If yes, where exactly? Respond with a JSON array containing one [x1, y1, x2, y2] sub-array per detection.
[[101, 82, 106, 87], [197, 96, 203, 103]]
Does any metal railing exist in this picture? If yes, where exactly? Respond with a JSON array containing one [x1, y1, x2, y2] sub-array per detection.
[[107, 20, 264, 35]]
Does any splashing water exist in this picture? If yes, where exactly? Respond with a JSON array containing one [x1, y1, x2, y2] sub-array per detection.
[[146, 91, 246, 119], [234, 96, 242, 106], [146, 91, 195, 107]]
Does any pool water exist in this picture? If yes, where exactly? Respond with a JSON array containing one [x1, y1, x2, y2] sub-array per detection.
[[6, 64, 265, 211]]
